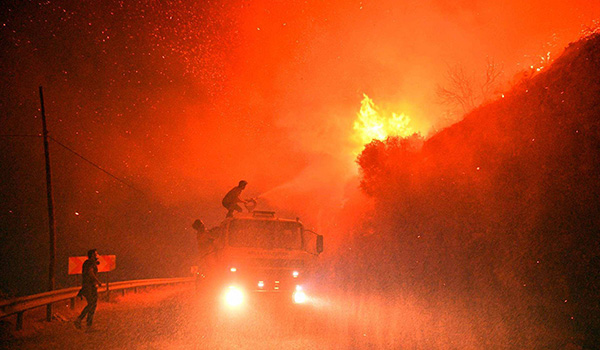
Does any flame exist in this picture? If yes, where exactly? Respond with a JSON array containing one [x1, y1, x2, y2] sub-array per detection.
[[352, 94, 413, 152]]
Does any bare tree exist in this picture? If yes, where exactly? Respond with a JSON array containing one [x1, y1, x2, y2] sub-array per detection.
[[481, 58, 503, 99], [436, 58, 503, 115]]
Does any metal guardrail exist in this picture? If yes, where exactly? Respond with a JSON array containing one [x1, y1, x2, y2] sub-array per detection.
[[0, 277, 195, 330]]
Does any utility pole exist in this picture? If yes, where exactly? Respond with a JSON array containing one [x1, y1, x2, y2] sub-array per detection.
[[40, 86, 56, 322]]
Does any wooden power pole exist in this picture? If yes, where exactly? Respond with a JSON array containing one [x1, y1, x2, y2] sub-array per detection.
[[39, 86, 56, 322]]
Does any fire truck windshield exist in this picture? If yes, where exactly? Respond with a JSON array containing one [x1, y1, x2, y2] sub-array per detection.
[[228, 220, 302, 250]]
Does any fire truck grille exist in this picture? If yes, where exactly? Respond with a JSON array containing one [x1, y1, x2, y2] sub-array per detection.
[[251, 258, 305, 268]]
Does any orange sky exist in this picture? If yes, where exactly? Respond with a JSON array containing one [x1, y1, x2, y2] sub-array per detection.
[[2, 0, 599, 229], [168, 0, 600, 226], [1, 0, 600, 294]]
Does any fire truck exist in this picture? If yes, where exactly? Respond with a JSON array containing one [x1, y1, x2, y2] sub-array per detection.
[[194, 210, 323, 308]]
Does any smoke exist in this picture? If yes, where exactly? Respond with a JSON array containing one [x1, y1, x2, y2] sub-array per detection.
[[180, 0, 600, 229], [55, 0, 597, 227], [2, 0, 600, 294]]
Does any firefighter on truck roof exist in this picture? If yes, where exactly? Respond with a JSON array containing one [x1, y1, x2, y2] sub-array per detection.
[[222, 180, 249, 218]]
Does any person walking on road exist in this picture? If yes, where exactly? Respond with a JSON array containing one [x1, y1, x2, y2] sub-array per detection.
[[74, 249, 103, 330]]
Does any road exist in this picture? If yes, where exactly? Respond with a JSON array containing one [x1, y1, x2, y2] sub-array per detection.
[[3, 285, 358, 350], [2, 284, 528, 349]]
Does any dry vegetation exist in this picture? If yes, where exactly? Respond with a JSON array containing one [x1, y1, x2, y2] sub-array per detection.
[[331, 33, 600, 349]]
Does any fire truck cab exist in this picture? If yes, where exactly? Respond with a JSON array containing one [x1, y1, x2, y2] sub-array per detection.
[[198, 211, 323, 308]]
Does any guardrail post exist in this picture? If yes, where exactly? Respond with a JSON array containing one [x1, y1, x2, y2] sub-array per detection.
[[46, 303, 52, 322], [16, 312, 23, 331]]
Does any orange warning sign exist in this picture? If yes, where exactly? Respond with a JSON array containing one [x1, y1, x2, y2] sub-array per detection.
[[68, 255, 116, 275]]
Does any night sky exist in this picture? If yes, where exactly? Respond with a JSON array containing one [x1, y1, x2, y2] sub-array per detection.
[[1, 0, 599, 295]]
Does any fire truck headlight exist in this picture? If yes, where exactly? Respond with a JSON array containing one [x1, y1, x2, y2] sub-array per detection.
[[293, 290, 307, 304], [224, 286, 244, 307], [292, 271, 299, 278]]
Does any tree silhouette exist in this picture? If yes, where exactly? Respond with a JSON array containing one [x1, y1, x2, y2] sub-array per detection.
[[436, 58, 503, 115]]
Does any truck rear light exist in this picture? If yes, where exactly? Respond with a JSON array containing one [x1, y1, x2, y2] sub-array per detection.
[[258, 281, 264, 288], [230, 267, 237, 272]]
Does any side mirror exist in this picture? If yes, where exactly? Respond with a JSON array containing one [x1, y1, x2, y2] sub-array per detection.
[[316, 235, 324, 254]]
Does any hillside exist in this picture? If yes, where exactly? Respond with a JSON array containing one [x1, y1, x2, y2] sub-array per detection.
[[352, 33, 600, 348]]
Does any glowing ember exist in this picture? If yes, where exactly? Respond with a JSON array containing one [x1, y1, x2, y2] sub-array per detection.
[[529, 51, 553, 72], [352, 94, 414, 151]]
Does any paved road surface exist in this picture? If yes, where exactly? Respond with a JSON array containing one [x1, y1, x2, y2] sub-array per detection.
[[3, 284, 532, 349], [3, 286, 358, 350]]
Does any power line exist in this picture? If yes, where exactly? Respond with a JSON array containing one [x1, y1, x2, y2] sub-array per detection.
[[2, 133, 146, 196], [48, 136, 146, 196]]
